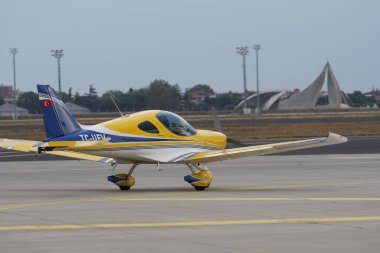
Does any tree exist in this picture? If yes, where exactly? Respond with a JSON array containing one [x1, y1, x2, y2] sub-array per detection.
[[215, 92, 241, 110], [17, 91, 39, 114], [348, 91, 374, 107], [88, 85, 97, 97], [74, 85, 100, 112], [0, 97, 4, 106], [146, 79, 181, 110], [187, 84, 215, 94], [60, 87, 73, 103], [100, 90, 125, 112], [128, 88, 148, 111]]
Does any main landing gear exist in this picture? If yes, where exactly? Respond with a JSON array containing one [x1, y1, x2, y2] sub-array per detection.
[[184, 163, 214, 191], [108, 163, 214, 191], [107, 163, 138, 191]]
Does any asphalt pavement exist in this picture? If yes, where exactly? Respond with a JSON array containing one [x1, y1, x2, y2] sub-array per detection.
[[0, 155, 380, 252]]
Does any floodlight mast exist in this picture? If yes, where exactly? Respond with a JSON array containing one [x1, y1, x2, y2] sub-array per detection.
[[253, 44, 261, 115], [51, 49, 64, 97], [9, 48, 18, 120], [236, 47, 249, 108]]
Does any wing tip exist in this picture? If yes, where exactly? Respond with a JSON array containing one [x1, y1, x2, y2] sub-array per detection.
[[327, 132, 348, 144]]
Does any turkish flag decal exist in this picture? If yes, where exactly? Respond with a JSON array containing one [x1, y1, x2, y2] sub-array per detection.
[[43, 100, 52, 108]]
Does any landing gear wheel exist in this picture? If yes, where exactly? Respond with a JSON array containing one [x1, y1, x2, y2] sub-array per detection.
[[184, 170, 213, 191], [119, 186, 131, 191], [194, 186, 208, 191], [108, 173, 136, 190]]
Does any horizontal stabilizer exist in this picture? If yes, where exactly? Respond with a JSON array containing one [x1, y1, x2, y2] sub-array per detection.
[[0, 138, 114, 164], [40, 138, 111, 149]]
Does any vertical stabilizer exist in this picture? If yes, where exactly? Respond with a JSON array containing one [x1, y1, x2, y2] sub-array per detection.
[[37, 85, 81, 139]]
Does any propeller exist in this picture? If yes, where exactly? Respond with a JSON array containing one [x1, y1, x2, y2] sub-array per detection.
[[211, 107, 247, 147]]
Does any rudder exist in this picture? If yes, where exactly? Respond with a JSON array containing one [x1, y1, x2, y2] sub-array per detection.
[[37, 85, 81, 139]]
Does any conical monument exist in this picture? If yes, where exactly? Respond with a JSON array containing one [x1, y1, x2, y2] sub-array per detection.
[[278, 62, 352, 109]]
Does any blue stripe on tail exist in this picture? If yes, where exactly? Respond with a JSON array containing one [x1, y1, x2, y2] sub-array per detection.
[[37, 85, 81, 140]]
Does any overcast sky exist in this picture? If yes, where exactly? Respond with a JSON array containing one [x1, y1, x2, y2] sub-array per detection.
[[1, 0, 379, 95]]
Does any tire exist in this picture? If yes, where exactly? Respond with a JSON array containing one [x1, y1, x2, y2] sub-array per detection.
[[119, 186, 131, 191]]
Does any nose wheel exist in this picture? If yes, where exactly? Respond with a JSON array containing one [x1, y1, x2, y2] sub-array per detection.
[[184, 164, 213, 191], [108, 164, 138, 190]]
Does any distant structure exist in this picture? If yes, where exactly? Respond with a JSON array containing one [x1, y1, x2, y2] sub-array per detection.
[[187, 91, 216, 104], [365, 86, 380, 102], [235, 62, 352, 111], [65, 102, 90, 115], [0, 103, 28, 116], [235, 90, 289, 110], [278, 62, 352, 109], [0, 84, 13, 102]]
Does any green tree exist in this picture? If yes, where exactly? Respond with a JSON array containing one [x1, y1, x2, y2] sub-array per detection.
[[215, 92, 241, 110], [128, 88, 148, 111], [88, 85, 97, 96], [17, 91, 40, 114], [74, 85, 100, 112], [187, 84, 215, 94], [60, 87, 73, 103], [146, 80, 181, 110], [100, 90, 125, 112], [348, 91, 374, 107], [0, 97, 4, 106]]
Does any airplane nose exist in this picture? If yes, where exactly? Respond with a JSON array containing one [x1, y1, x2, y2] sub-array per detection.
[[197, 130, 227, 149], [213, 132, 227, 148]]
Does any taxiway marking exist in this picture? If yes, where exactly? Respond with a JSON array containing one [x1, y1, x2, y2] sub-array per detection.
[[1, 197, 380, 212], [1, 216, 380, 231], [0, 154, 36, 158]]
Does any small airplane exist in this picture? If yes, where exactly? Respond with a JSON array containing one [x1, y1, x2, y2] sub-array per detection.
[[0, 85, 347, 191]]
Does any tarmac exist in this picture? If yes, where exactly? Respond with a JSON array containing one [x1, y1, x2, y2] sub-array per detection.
[[1, 154, 380, 252]]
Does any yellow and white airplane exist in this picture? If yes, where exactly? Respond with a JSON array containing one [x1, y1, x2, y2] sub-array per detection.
[[0, 85, 347, 191]]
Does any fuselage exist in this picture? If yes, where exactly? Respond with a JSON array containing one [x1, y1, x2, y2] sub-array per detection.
[[52, 110, 227, 164]]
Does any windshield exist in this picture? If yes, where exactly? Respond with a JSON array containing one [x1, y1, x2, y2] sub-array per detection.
[[156, 111, 197, 136]]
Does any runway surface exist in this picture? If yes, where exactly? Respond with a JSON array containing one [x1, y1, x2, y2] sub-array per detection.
[[1, 155, 380, 252]]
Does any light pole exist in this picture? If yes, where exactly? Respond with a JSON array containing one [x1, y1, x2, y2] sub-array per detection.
[[51, 49, 64, 97], [253, 44, 261, 115], [236, 47, 249, 108], [9, 48, 18, 120]]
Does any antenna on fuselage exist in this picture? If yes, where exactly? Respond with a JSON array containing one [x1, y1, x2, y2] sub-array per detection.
[[110, 95, 125, 118]]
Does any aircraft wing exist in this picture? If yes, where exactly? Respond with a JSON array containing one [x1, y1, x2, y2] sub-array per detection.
[[185, 133, 347, 164], [0, 138, 115, 164]]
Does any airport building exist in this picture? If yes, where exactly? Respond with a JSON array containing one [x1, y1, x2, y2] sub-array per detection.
[[0, 103, 29, 116], [65, 102, 90, 115]]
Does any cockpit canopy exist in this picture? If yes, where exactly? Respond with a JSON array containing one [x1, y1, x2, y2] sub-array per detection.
[[156, 111, 197, 136]]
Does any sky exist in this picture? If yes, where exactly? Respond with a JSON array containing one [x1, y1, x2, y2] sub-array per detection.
[[0, 0, 379, 95]]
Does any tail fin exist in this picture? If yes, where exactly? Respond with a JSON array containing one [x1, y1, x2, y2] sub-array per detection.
[[37, 85, 81, 139]]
